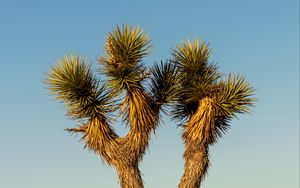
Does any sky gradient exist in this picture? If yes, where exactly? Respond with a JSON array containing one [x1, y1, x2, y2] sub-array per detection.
[[0, 0, 299, 187]]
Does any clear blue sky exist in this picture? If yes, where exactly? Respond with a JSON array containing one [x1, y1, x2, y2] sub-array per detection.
[[0, 0, 298, 187]]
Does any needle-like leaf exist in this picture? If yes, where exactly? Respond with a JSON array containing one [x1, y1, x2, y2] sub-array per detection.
[[46, 54, 114, 120]]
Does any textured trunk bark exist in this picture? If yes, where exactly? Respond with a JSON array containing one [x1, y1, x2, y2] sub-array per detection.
[[116, 164, 144, 188], [178, 145, 209, 188], [179, 97, 214, 188]]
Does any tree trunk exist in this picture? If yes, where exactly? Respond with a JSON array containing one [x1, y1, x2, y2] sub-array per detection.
[[75, 88, 159, 188], [178, 144, 209, 188], [116, 164, 144, 188], [179, 97, 215, 188]]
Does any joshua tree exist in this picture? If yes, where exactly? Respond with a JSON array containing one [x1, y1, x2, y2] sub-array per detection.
[[46, 24, 177, 188], [171, 40, 255, 188]]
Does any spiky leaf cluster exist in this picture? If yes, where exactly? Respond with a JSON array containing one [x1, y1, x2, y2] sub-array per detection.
[[172, 40, 221, 121], [149, 60, 179, 107], [213, 75, 255, 136], [46, 55, 114, 120], [99, 24, 151, 93], [172, 40, 255, 138], [214, 74, 255, 117]]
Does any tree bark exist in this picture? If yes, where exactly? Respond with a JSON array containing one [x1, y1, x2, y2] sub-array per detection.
[[115, 164, 144, 188], [70, 88, 160, 188], [179, 97, 215, 188], [103, 88, 160, 188], [178, 144, 209, 188]]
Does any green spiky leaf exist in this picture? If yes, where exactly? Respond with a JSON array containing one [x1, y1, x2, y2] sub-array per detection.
[[99, 24, 151, 93], [214, 74, 255, 117], [172, 40, 210, 72], [171, 40, 222, 122], [171, 40, 255, 138], [46, 55, 114, 119], [149, 60, 179, 106]]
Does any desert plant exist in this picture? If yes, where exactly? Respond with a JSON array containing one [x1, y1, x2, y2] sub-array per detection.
[[171, 40, 255, 188], [46, 24, 178, 188]]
